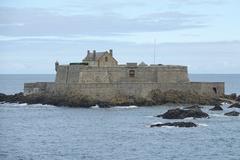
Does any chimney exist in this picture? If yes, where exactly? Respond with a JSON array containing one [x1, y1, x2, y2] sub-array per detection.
[[93, 50, 96, 60], [87, 50, 90, 54], [109, 49, 113, 56], [55, 61, 59, 72]]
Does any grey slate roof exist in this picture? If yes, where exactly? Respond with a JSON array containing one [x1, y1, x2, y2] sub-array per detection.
[[83, 52, 107, 61]]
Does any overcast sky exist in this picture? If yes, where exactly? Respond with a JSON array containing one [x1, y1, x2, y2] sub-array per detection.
[[0, 0, 239, 74]]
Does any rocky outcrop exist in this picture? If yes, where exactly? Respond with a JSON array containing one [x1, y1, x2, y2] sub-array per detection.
[[228, 103, 240, 108], [0, 89, 223, 107], [150, 122, 197, 128], [236, 95, 240, 102], [224, 111, 240, 116], [210, 104, 223, 111], [157, 108, 209, 119]]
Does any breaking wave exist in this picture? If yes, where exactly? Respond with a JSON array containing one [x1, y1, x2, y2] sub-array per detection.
[[113, 105, 138, 109]]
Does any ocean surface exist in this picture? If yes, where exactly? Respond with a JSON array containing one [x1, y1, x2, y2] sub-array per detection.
[[0, 74, 240, 160]]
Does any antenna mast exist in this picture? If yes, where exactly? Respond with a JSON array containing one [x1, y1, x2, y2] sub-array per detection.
[[154, 39, 156, 64]]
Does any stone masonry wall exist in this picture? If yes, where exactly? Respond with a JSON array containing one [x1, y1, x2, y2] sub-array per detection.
[[55, 65, 189, 84]]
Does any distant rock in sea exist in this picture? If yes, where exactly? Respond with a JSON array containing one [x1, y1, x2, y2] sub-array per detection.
[[224, 111, 240, 116], [156, 108, 209, 119], [210, 104, 223, 111], [150, 122, 197, 128], [228, 103, 240, 108]]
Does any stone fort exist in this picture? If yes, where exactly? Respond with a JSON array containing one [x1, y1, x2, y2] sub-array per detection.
[[24, 49, 224, 101]]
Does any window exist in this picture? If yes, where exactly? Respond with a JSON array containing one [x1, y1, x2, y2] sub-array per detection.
[[105, 56, 108, 62], [213, 87, 217, 94], [129, 70, 135, 77]]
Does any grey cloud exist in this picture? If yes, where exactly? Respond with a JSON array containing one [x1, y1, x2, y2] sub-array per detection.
[[1, 40, 239, 74], [0, 7, 206, 37]]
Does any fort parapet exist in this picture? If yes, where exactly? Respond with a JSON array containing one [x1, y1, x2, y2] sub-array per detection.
[[24, 49, 224, 103]]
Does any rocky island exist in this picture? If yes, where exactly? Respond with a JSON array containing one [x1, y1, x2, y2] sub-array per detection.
[[1, 49, 238, 108]]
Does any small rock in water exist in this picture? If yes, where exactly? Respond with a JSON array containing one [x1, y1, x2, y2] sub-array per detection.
[[210, 104, 223, 111], [229, 93, 237, 100], [236, 95, 240, 102], [150, 122, 197, 128], [224, 111, 240, 116], [228, 103, 240, 108], [157, 108, 209, 119]]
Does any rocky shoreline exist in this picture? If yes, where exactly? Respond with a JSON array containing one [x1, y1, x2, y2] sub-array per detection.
[[1, 92, 240, 128], [2, 90, 239, 108], [150, 102, 240, 128]]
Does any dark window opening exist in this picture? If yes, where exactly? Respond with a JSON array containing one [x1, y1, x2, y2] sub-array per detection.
[[105, 57, 108, 62], [213, 87, 217, 94], [129, 70, 135, 77]]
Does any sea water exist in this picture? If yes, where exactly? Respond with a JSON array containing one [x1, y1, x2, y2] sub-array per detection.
[[0, 74, 240, 160]]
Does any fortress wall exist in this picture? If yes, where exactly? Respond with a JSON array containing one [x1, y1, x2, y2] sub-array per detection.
[[55, 65, 69, 83], [56, 65, 189, 84], [157, 69, 189, 83], [24, 81, 224, 101], [67, 65, 80, 83], [24, 82, 55, 95], [189, 82, 225, 96], [51, 82, 224, 101]]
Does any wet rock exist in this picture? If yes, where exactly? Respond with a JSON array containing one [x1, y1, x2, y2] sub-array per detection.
[[224, 111, 240, 116], [157, 108, 209, 119], [210, 104, 223, 111], [224, 93, 237, 100], [236, 95, 240, 102], [0, 92, 25, 103], [228, 103, 240, 108], [229, 93, 237, 100], [150, 122, 197, 128]]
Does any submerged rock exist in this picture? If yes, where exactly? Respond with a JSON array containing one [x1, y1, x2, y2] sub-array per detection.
[[224, 111, 240, 116], [150, 122, 197, 128], [210, 104, 223, 111], [157, 108, 209, 119], [228, 103, 240, 108]]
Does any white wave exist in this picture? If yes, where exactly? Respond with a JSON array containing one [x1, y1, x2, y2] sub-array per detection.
[[210, 114, 225, 117], [198, 123, 208, 127], [18, 103, 28, 106], [1, 102, 27, 107], [221, 102, 229, 105], [151, 121, 163, 125], [184, 117, 194, 120], [27, 103, 56, 107], [161, 126, 175, 128], [114, 105, 138, 109], [91, 104, 100, 109]]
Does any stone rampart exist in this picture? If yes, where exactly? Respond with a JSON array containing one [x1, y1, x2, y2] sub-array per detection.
[[40, 82, 224, 101], [55, 65, 189, 84]]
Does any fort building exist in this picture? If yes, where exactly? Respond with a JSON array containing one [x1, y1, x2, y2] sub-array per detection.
[[24, 49, 225, 102]]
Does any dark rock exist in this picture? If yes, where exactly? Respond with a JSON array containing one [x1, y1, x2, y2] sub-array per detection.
[[150, 122, 197, 128], [224, 111, 240, 116], [224, 93, 237, 100], [157, 108, 209, 119], [210, 104, 223, 111], [236, 95, 240, 102], [229, 93, 237, 100], [228, 103, 240, 108]]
